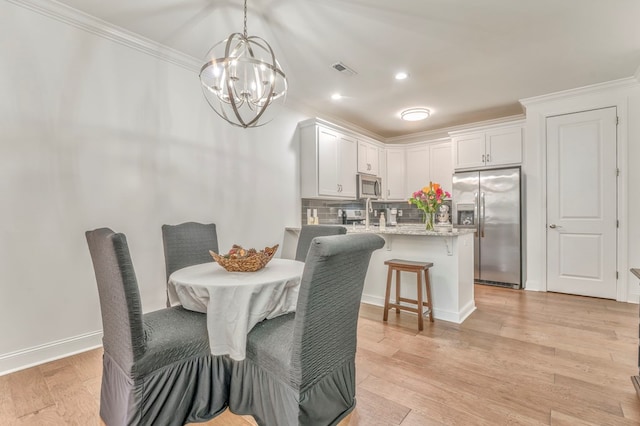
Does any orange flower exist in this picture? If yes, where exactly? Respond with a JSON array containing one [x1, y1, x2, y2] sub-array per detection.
[[432, 183, 440, 191], [422, 185, 430, 193]]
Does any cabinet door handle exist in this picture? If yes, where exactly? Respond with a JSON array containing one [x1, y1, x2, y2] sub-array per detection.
[[482, 154, 485, 163], [486, 154, 491, 162], [387, 189, 390, 196]]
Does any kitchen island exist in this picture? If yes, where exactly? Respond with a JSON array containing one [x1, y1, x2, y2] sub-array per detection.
[[284, 225, 476, 323]]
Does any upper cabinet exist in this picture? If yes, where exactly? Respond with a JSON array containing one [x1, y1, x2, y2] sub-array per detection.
[[384, 147, 406, 201], [451, 132, 485, 169], [450, 121, 523, 170], [429, 142, 454, 192], [299, 120, 358, 199], [405, 144, 430, 195], [357, 139, 380, 176], [385, 140, 453, 200], [486, 127, 523, 165]]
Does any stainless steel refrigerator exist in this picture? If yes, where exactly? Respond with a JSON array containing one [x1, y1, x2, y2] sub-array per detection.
[[452, 167, 521, 288]]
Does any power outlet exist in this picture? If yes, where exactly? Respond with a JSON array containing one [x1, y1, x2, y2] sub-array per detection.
[[398, 210, 403, 217], [374, 210, 378, 217]]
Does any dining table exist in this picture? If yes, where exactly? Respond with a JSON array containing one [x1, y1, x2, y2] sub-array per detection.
[[168, 258, 305, 360]]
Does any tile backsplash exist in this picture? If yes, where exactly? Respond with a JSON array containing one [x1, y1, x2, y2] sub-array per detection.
[[300, 198, 452, 225]]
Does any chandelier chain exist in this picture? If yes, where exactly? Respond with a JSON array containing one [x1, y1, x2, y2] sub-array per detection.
[[243, 0, 248, 37]]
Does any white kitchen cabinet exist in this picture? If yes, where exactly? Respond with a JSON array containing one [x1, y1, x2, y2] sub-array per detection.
[[405, 144, 430, 195], [357, 139, 380, 176], [299, 120, 357, 199], [429, 141, 453, 192], [385, 148, 406, 201], [451, 122, 523, 170], [486, 127, 523, 165], [452, 133, 486, 169]]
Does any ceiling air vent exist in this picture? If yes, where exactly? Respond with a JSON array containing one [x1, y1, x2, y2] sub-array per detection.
[[331, 62, 357, 76]]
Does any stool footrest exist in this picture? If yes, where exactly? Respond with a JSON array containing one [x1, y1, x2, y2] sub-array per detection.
[[387, 303, 432, 316], [397, 297, 429, 307]]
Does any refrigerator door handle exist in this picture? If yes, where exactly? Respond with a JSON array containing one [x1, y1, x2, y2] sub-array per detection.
[[474, 192, 479, 237], [481, 192, 486, 238]]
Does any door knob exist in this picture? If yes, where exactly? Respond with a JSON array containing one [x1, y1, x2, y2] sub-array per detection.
[[549, 224, 559, 229]]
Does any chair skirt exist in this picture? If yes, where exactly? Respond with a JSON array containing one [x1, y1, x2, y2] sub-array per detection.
[[100, 352, 230, 426], [228, 357, 356, 426]]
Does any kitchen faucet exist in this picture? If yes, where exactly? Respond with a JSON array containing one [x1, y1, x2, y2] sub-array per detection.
[[365, 197, 372, 230]]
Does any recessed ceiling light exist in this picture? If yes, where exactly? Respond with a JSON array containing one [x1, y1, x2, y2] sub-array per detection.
[[401, 108, 430, 121], [395, 72, 409, 80], [331, 93, 343, 100]]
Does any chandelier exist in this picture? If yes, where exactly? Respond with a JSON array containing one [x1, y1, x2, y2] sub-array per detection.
[[199, 0, 288, 128]]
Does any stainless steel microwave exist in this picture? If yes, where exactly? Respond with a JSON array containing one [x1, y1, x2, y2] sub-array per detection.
[[357, 174, 382, 199]]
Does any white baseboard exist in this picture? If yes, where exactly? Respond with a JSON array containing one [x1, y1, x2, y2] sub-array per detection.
[[524, 280, 543, 291], [361, 293, 385, 307], [361, 293, 476, 324], [0, 331, 103, 376]]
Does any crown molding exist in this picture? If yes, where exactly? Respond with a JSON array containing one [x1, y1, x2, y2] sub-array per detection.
[[387, 114, 526, 144], [7, 0, 202, 72], [519, 76, 639, 107]]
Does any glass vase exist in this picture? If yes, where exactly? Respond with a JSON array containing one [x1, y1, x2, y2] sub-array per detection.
[[424, 212, 434, 231]]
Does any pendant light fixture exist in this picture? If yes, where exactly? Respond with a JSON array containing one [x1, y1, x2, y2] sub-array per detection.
[[199, 0, 287, 128]]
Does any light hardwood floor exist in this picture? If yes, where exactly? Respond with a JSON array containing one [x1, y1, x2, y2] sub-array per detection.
[[2, 285, 640, 425]]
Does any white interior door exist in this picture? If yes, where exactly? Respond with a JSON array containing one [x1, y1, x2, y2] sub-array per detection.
[[546, 108, 617, 299]]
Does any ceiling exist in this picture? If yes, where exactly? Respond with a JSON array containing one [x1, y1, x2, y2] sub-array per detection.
[[52, 0, 640, 139]]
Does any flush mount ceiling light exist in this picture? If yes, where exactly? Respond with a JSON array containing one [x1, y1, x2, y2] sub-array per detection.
[[401, 108, 431, 121], [331, 93, 343, 100], [395, 72, 409, 80], [199, 0, 287, 128]]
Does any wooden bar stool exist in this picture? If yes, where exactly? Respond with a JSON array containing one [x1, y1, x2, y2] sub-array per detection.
[[383, 259, 434, 330]]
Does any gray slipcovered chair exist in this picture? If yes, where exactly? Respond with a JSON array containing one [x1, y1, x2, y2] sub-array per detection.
[[294, 224, 347, 262], [162, 222, 218, 306], [86, 228, 230, 426], [228, 233, 385, 425]]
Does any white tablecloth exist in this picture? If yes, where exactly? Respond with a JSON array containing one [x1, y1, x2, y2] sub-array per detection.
[[168, 258, 304, 360]]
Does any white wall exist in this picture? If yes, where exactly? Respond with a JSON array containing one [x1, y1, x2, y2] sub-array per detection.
[[626, 90, 640, 300], [521, 80, 640, 302], [0, 1, 307, 373]]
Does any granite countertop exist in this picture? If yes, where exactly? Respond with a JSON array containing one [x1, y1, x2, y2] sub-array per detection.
[[285, 225, 475, 237]]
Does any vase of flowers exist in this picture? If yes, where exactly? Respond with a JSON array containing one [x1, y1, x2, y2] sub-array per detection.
[[408, 182, 451, 231]]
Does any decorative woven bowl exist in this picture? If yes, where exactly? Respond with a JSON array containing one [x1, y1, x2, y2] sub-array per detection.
[[209, 244, 279, 272]]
